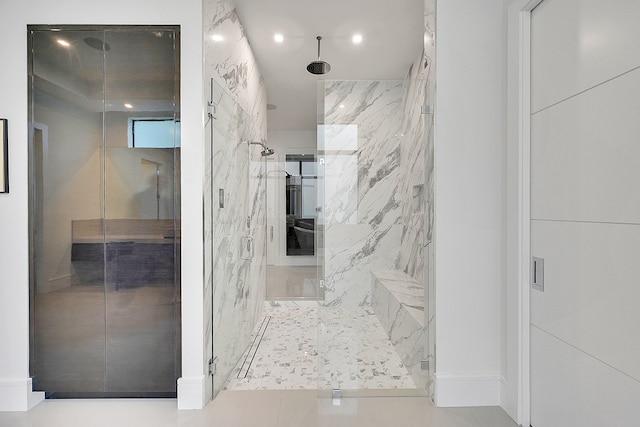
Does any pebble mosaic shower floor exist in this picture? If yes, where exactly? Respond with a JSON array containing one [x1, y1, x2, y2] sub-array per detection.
[[224, 302, 417, 391]]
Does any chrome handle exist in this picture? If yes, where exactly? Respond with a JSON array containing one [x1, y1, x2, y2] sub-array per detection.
[[270, 226, 274, 242]]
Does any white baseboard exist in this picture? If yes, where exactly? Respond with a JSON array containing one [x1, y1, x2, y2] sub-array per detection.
[[434, 373, 501, 407], [0, 378, 44, 411], [500, 374, 520, 422], [177, 375, 207, 410]]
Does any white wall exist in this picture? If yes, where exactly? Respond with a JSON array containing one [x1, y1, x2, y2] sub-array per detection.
[[0, 0, 205, 411], [434, 0, 505, 407], [33, 93, 103, 293]]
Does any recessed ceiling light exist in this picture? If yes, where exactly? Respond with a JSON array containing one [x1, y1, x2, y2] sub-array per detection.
[[212, 34, 224, 42], [339, 104, 345, 109], [352, 34, 363, 44], [57, 39, 70, 47], [274, 33, 284, 43], [124, 103, 133, 109]]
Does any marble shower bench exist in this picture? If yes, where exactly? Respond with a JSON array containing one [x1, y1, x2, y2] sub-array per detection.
[[371, 269, 428, 390]]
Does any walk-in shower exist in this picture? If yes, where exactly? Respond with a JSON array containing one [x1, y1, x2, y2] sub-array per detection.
[[225, 76, 433, 396], [204, 0, 434, 402]]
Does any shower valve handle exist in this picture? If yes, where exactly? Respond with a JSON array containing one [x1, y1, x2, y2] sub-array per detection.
[[241, 235, 254, 260]]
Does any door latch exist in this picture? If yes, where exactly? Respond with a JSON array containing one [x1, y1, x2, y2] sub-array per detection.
[[532, 257, 544, 292]]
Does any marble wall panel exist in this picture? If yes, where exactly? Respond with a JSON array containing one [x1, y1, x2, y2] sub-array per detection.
[[321, 62, 434, 308], [321, 80, 405, 307], [370, 269, 428, 390], [424, 0, 436, 398], [204, 0, 268, 401], [397, 20, 435, 284]]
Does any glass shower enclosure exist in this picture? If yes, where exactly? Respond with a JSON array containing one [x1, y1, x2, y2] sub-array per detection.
[[205, 79, 257, 396], [28, 26, 181, 397], [316, 78, 434, 397]]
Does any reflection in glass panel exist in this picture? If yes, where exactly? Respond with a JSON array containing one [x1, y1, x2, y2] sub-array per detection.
[[29, 26, 180, 398], [285, 154, 317, 256]]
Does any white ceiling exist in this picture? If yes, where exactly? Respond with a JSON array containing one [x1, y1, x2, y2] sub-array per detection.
[[232, 0, 424, 131]]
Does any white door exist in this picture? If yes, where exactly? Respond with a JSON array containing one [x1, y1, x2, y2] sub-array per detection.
[[529, 1, 640, 425]]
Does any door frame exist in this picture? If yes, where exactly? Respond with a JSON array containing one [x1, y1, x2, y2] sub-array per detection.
[[508, 1, 544, 426], [28, 122, 48, 383]]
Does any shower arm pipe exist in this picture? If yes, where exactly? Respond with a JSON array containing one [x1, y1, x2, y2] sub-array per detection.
[[247, 141, 269, 150]]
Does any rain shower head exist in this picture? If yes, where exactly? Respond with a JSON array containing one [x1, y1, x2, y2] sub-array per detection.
[[307, 36, 331, 75]]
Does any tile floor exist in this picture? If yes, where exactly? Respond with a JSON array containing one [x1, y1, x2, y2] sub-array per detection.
[[0, 391, 520, 427], [225, 303, 417, 391], [5, 270, 520, 426]]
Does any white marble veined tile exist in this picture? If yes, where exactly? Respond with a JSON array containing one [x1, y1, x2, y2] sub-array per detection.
[[320, 70, 434, 310], [371, 270, 429, 390], [323, 223, 402, 307], [397, 48, 432, 283], [371, 269, 424, 324], [422, 1, 436, 398], [321, 80, 405, 309]]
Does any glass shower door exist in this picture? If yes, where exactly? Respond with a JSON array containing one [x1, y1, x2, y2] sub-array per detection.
[[210, 80, 253, 396], [317, 79, 430, 397]]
